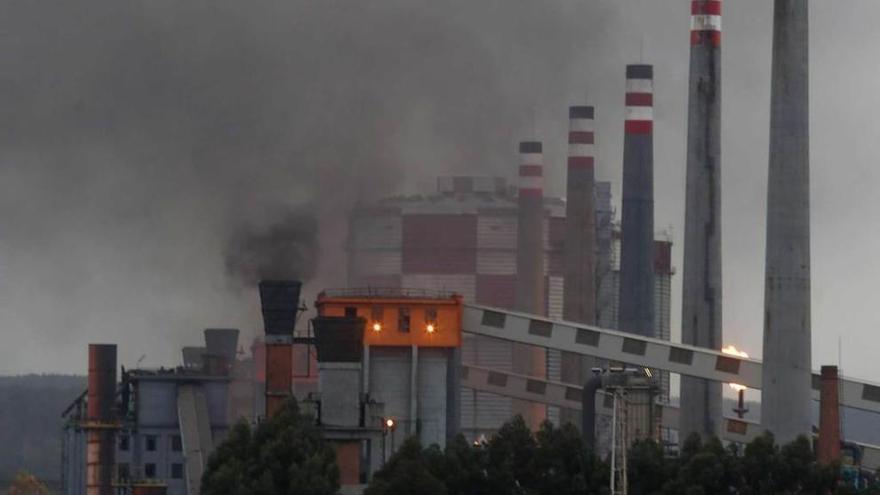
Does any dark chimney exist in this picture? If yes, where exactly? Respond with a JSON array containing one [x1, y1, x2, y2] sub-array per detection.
[[259, 280, 302, 417], [259, 280, 303, 335]]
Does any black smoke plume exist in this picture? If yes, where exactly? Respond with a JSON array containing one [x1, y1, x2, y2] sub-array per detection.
[[224, 207, 319, 287]]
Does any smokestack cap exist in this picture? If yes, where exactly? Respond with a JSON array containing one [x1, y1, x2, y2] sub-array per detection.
[[313, 316, 365, 363], [204, 328, 240, 361], [258, 280, 303, 335], [519, 141, 542, 154], [569, 106, 595, 119], [626, 64, 654, 79]]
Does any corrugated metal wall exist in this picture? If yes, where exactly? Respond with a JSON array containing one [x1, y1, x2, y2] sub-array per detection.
[[417, 348, 449, 446], [400, 274, 476, 302], [402, 215, 477, 273], [546, 276, 564, 425], [476, 251, 516, 275], [460, 335, 513, 435], [351, 214, 402, 249], [477, 213, 517, 249], [475, 275, 516, 309], [351, 251, 402, 276], [369, 347, 413, 436]]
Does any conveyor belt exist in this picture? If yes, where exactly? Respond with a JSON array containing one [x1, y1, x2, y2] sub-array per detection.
[[461, 363, 880, 471], [463, 304, 880, 414]]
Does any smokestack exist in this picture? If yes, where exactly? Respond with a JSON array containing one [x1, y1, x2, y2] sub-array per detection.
[[259, 280, 302, 417], [563, 106, 598, 325], [618, 64, 655, 338], [679, 0, 724, 440], [761, 0, 812, 444], [818, 366, 842, 464], [514, 140, 547, 428], [86, 344, 117, 495], [561, 106, 598, 425]]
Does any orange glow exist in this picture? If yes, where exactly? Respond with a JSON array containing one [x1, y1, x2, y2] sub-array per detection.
[[721, 345, 749, 358], [426, 323, 436, 334], [722, 345, 749, 391], [372, 322, 382, 332]]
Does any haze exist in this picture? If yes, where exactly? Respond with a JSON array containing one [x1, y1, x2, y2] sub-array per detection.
[[0, 1, 876, 384]]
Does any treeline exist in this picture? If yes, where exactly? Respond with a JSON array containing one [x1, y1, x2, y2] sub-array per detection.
[[0, 374, 86, 488], [366, 416, 880, 495]]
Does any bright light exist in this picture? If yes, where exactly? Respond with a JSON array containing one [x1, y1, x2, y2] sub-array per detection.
[[426, 323, 436, 334], [385, 418, 396, 429], [721, 345, 749, 359], [722, 345, 749, 391], [372, 322, 382, 332]]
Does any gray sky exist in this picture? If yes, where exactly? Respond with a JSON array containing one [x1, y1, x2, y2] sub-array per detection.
[[0, 1, 877, 385]]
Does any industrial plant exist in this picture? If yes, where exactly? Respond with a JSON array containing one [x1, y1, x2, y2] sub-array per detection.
[[53, 1, 880, 494]]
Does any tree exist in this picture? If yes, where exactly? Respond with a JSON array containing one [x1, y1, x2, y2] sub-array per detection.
[[201, 398, 339, 495], [364, 436, 447, 495], [428, 434, 491, 495], [628, 439, 669, 495], [6, 470, 49, 495], [531, 421, 594, 495], [484, 415, 538, 493]]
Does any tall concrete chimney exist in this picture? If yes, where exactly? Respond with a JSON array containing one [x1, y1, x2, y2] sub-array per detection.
[[561, 106, 598, 426], [514, 140, 547, 428], [618, 65, 655, 338], [680, 0, 724, 440], [818, 366, 842, 464], [761, 0, 812, 444], [86, 344, 117, 495]]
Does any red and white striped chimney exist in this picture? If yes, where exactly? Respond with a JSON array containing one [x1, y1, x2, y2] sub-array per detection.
[[514, 140, 547, 429], [563, 106, 597, 325], [560, 106, 598, 427], [618, 64, 655, 338], [690, 0, 722, 48]]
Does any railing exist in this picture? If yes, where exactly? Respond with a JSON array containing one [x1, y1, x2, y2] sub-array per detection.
[[320, 287, 460, 300]]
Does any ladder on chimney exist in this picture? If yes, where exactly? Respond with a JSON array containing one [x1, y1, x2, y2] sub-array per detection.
[[610, 389, 628, 495]]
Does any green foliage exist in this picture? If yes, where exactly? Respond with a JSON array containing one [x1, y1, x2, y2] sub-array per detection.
[[364, 437, 447, 495], [364, 416, 609, 495], [364, 416, 880, 495], [201, 398, 339, 495]]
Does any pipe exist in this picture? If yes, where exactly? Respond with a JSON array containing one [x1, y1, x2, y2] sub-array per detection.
[[581, 373, 604, 452]]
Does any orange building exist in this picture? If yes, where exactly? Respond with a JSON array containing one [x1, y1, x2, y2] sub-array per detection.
[[315, 288, 463, 348]]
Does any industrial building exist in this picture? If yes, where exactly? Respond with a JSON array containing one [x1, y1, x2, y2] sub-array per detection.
[[346, 174, 675, 438], [62, 330, 251, 495]]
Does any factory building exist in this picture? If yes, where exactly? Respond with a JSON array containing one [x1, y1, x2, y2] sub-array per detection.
[[347, 175, 674, 437], [314, 289, 464, 489], [62, 331, 249, 495]]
